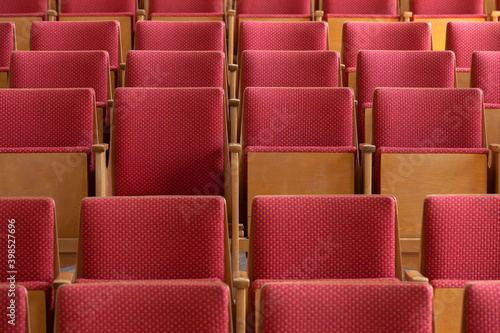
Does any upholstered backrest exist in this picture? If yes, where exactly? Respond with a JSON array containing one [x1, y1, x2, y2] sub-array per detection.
[[10, 51, 109, 107], [464, 282, 500, 332], [447, 22, 500, 71], [0, 22, 14, 71], [373, 88, 484, 149], [0, 285, 27, 333], [135, 21, 225, 51], [0, 88, 94, 150], [342, 22, 432, 71], [471, 51, 500, 107], [244, 87, 354, 147], [240, 50, 339, 93], [113, 88, 224, 196], [31, 21, 120, 71], [79, 196, 226, 280], [0, 198, 55, 284], [261, 282, 433, 332], [237, 0, 310, 15], [424, 196, 500, 281], [126, 51, 224, 88], [57, 283, 229, 333], [411, 0, 483, 15], [251, 196, 397, 280], [239, 21, 328, 53], [0, 0, 46, 14], [60, 0, 136, 13], [324, 0, 398, 15], [149, 0, 223, 15]]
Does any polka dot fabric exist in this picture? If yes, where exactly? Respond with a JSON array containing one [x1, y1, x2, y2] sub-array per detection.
[[0, 0, 46, 15], [0, 285, 27, 333], [464, 282, 500, 332], [324, 0, 398, 15], [471, 51, 500, 108], [10, 51, 109, 109], [244, 87, 354, 147], [356, 50, 456, 143], [135, 21, 225, 51], [0, 22, 14, 72], [411, 0, 483, 15], [126, 51, 224, 88], [424, 196, 500, 286], [80, 196, 226, 281], [149, 0, 223, 17], [239, 21, 328, 54], [60, 0, 136, 15], [446, 22, 500, 72], [57, 282, 229, 333], [260, 282, 433, 333], [251, 196, 397, 281], [31, 21, 120, 72], [342, 22, 432, 77], [113, 88, 224, 196], [240, 51, 339, 95], [237, 0, 310, 15]]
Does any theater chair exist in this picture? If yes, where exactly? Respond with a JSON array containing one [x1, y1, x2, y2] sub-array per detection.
[[0, 0, 50, 51], [463, 282, 500, 332], [356, 50, 456, 144], [230, 87, 357, 269], [134, 20, 225, 52], [255, 282, 433, 333], [363, 89, 491, 270], [403, 0, 486, 51], [140, 0, 226, 22], [0, 22, 15, 88], [319, 0, 400, 54], [406, 195, 500, 333], [56, 0, 137, 59], [0, 198, 74, 333], [30, 21, 124, 89], [446, 22, 500, 88], [471, 51, 500, 151], [9, 51, 113, 144], [233, 195, 402, 332], [0, 89, 96, 268], [341, 21, 432, 93], [55, 282, 232, 333]]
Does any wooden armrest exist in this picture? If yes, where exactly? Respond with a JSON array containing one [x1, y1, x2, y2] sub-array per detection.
[[359, 143, 375, 153], [489, 143, 500, 152], [234, 270, 249, 333], [54, 272, 74, 289], [229, 101, 240, 143], [107, 100, 114, 109], [93, 144, 109, 196], [229, 143, 242, 154], [227, 9, 236, 17], [405, 270, 429, 282], [403, 11, 413, 22], [360, 143, 375, 194], [314, 10, 324, 21], [233, 271, 250, 289], [92, 144, 109, 153], [228, 64, 238, 73], [229, 99, 240, 108], [119, 63, 126, 71], [47, 10, 58, 21], [230, 143, 242, 268], [492, 11, 500, 21], [340, 64, 345, 72], [136, 9, 146, 21]]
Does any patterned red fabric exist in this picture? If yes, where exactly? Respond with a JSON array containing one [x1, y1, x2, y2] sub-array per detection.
[[424, 195, 500, 283], [357, 50, 456, 142], [75, 278, 221, 284], [244, 87, 354, 147], [237, 0, 310, 15], [60, 0, 135, 14], [324, 0, 398, 15], [446, 22, 500, 72], [126, 51, 224, 88], [149, 0, 223, 17], [0, 285, 27, 333], [251, 196, 397, 281], [239, 21, 328, 54], [245, 146, 357, 153], [135, 21, 225, 51], [411, 0, 483, 15], [260, 282, 433, 332], [80, 196, 226, 281], [10, 51, 109, 109], [471, 51, 500, 106], [464, 282, 500, 332], [0, 22, 14, 72], [31, 21, 120, 72], [113, 88, 224, 196], [0, 0, 46, 15], [57, 282, 229, 333], [240, 51, 339, 95], [342, 22, 432, 79]]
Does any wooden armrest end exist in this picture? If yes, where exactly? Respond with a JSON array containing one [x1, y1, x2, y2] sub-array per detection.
[[92, 144, 109, 153], [233, 271, 250, 289], [359, 143, 376, 153], [405, 270, 429, 282]]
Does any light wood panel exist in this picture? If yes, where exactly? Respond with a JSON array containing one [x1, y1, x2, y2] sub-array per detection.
[[0, 72, 8, 88], [486, 108, 500, 145], [27, 290, 46, 333], [0, 17, 43, 51], [456, 71, 471, 88], [434, 288, 464, 333]]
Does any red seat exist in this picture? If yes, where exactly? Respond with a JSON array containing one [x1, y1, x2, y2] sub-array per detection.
[[0, 22, 15, 88], [464, 282, 500, 332]]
